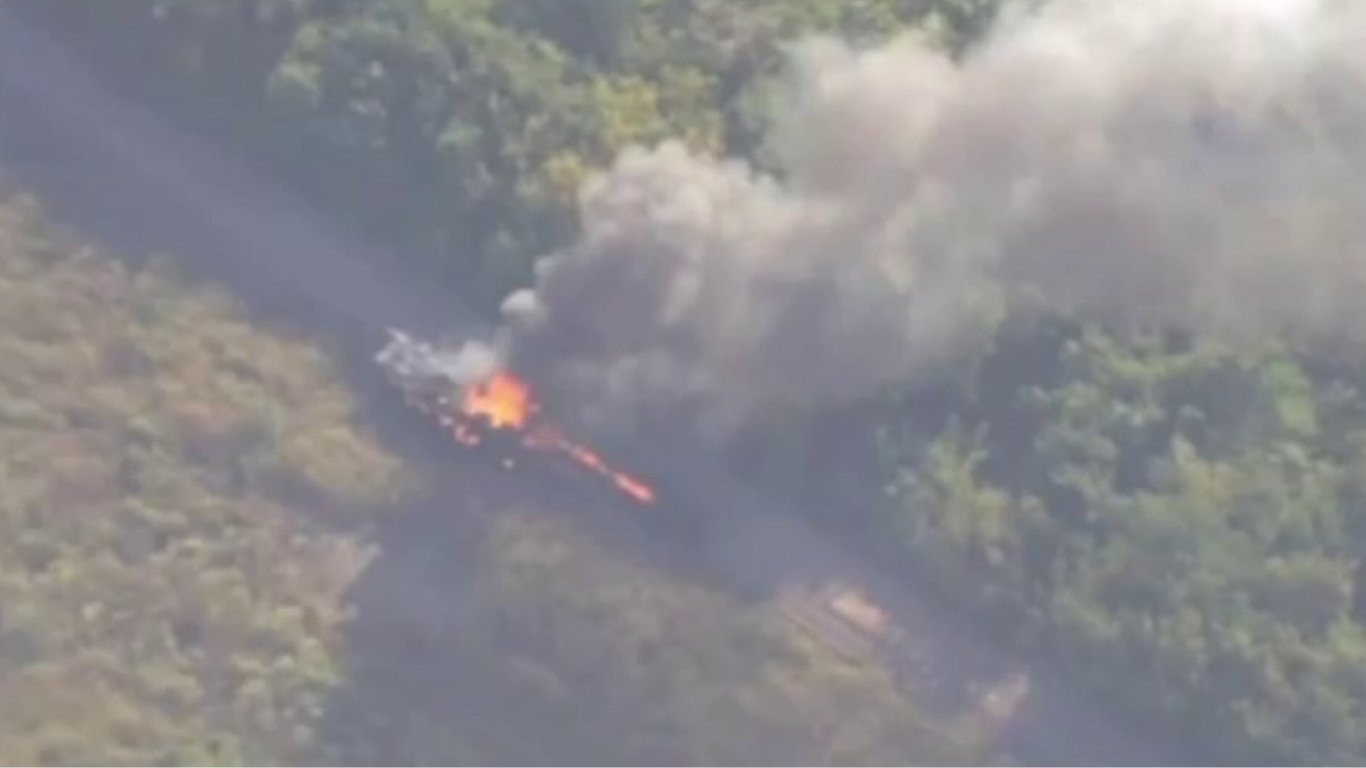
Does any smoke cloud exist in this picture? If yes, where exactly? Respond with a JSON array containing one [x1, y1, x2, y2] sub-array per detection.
[[464, 0, 1366, 440]]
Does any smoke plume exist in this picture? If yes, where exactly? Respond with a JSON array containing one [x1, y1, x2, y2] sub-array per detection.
[[462, 0, 1366, 440]]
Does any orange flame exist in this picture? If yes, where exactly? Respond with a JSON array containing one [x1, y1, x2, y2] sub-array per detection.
[[456, 370, 656, 505], [526, 427, 658, 505], [462, 371, 537, 429]]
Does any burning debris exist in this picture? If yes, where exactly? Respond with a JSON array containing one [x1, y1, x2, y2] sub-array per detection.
[[377, 329, 656, 505]]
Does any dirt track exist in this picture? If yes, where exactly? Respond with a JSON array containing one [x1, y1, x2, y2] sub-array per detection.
[[0, 9, 1195, 765]]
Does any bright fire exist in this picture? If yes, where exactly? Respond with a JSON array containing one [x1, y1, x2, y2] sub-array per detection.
[[455, 370, 656, 505], [462, 371, 538, 429]]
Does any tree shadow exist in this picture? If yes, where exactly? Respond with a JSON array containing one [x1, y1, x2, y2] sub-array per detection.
[[314, 410, 773, 764]]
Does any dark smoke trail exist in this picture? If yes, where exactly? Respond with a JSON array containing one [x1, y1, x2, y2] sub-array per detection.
[[460, 0, 1366, 440]]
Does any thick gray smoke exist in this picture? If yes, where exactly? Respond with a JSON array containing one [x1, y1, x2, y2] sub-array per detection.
[[460, 0, 1366, 440]]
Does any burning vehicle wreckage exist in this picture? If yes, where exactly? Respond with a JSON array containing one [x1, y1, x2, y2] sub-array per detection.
[[374, 328, 875, 603], [374, 328, 812, 596], [375, 328, 692, 518]]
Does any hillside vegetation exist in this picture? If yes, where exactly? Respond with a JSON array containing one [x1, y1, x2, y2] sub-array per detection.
[[0, 192, 400, 764], [19, 0, 1366, 764]]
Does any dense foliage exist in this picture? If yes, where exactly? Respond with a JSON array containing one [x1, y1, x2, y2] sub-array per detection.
[[880, 330, 1366, 765], [20, 0, 1366, 765], [0, 193, 400, 764], [21, 0, 998, 309]]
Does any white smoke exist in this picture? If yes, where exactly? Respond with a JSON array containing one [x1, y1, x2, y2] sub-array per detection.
[[468, 0, 1366, 439]]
